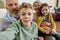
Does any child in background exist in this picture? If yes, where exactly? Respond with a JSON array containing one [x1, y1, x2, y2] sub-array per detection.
[[0, 3, 38, 40], [37, 3, 60, 40]]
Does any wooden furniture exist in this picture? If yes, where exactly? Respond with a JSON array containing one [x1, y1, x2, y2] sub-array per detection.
[[56, 12, 60, 21]]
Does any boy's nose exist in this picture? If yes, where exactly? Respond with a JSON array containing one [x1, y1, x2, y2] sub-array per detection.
[[25, 15, 29, 18]]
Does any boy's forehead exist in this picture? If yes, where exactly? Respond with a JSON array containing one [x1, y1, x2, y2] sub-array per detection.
[[20, 8, 33, 12]]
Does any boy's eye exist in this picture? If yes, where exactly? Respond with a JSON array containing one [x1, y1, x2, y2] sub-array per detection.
[[21, 13, 26, 16], [28, 12, 32, 15]]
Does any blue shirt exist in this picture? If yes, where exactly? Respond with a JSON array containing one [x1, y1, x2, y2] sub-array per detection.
[[3, 11, 17, 23]]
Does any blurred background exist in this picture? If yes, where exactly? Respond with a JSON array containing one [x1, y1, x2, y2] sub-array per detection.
[[0, 0, 60, 32]]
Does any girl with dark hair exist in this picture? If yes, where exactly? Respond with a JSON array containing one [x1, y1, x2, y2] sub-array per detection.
[[37, 3, 60, 40]]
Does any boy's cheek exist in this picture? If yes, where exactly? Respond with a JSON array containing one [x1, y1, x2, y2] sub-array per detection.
[[30, 16, 33, 19]]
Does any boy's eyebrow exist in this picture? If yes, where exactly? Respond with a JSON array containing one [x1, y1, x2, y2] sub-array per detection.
[[21, 12, 26, 14]]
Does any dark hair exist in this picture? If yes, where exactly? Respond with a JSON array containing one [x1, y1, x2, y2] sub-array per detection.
[[39, 3, 53, 22], [39, 3, 50, 16]]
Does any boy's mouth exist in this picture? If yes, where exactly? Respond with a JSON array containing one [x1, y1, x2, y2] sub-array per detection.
[[23, 19, 30, 23]]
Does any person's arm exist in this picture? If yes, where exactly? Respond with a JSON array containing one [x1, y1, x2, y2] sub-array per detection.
[[0, 22, 19, 40], [38, 37, 44, 40], [50, 16, 56, 30], [0, 18, 11, 31], [37, 17, 45, 33], [50, 16, 56, 34]]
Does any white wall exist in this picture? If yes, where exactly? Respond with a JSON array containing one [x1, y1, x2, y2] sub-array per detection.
[[39, 0, 56, 7], [58, 0, 60, 7], [19, 0, 36, 4], [1, 0, 57, 6], [48, 0, 56, 7], [2, 0, 36, 5]]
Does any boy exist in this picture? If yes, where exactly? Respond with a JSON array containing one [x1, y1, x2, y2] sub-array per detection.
[[0, 3, 38, 40]]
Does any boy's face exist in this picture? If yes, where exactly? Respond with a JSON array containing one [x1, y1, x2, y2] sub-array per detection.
[[19, 8, 33, 26]]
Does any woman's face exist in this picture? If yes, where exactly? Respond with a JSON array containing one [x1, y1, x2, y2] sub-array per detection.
[[33, 2, 40, 11], [41, 6, 50, 16], [19, 8, 33, 26]]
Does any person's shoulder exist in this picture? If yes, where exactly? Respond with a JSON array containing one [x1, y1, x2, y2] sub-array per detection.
[[10, 20, 20, 27], [0, 18, 9, 23], [11, 20, 19, 24], [0, 18, 6, 21], [0, 11, 8, 22], [38, 16, 42, 18], [0, 18, 12, 31], [32, 22, 38, 27], [38, 16, 42, 20], [32, 22, 38, 31], [32, 22, 37, 25]]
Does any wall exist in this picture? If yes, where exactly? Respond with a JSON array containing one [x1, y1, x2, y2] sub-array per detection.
[[58, 0, 60, 7], [0, 0, 4, 8], [39, 0, 56, 7], [46, 0, 56, 7]]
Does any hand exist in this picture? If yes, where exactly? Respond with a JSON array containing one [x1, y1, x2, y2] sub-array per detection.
[[44, 29, 50, 34], [50, 29, 56, 34], [45, 22, 51, 26], [42, 21, 51, 26], [42, 27, 51, 30], [42, 27, 51, 34], [38, 37, 44, 40]]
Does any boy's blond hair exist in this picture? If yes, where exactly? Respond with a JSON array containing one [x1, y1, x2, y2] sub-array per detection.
[[19, 2, 32, 11], [18, 2, 33, 19]]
